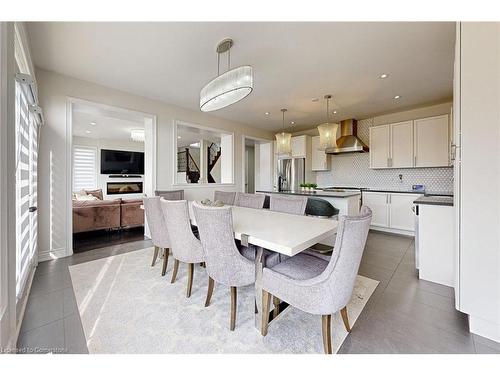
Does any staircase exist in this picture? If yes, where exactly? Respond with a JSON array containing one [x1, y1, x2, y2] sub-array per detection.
[[207, 143, 221, 183], [177, 148, 200, 183]]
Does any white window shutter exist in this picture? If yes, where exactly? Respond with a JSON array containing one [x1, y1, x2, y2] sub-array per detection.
[[73, 146, 97, 192]]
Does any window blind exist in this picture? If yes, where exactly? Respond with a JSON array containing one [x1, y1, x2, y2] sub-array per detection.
[[73, 146, 97, 192]]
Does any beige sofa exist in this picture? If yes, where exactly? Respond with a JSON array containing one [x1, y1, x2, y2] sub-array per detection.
[[72, 192, 144, 234]]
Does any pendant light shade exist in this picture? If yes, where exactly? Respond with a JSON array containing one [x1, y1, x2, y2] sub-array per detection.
[[317, 94, 338, 150], [200, 66, 253, 112], [200, 38, 253, 112], [275, 109, 292, 156]]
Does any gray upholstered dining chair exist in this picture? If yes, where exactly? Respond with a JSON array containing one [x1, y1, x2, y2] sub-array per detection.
[[214, 190, 236, 205], [234, 192, 265, 209], [143, 197, 170, 276], [192, 202, 255, 330], [155, 189, 184, 200], [160, 199, 205, 298], [270, 194, 308, 215], [260, 206, 372, 354]]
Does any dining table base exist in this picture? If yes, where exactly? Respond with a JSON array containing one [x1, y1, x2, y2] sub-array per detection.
[[254, 247, 288, 330]]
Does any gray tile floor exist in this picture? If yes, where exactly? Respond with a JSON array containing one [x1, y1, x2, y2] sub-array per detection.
[[17, 232, 500, 354]]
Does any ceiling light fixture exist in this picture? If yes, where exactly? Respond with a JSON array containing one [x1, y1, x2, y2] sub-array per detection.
[[333, 110, 337, 114], [89, 122, 96, 126], [275, 109, 292, 157], [85, 130, 91, 134], [130, 129, 145, 142], [317, 95, 339, 151], [200, 38, 253, 112], [379, 73, 389, 79], [265, 112, 270, 115], [290, 121, 295, 125], [394, 95, 401, 99]]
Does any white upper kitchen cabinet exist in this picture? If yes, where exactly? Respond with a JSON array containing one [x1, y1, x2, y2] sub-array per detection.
[[362, 192, 390, 228], [414, 115, 450, 167], [311, 136, 330, 171], [369, 125, 390, 168], [390, 121, 414, 168], [389, 193, 418, 231], [291, 135, 308, 158]]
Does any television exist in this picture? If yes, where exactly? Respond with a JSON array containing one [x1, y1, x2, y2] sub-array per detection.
[[100, 149, 144, 175]]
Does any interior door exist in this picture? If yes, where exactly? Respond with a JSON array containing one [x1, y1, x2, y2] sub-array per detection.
[[15, 80, 39, 297]]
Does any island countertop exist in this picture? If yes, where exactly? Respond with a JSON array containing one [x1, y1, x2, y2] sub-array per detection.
[[414, 196, 454, 207], [256, 190, 362, 198]]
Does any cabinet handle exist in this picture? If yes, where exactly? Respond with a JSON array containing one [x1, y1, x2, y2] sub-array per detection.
[[387, 157, 390, 167], [414, 156, 417, 166]]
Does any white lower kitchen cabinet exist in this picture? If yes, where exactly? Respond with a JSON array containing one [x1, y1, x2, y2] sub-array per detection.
[[362, 191, 422, 235], [417, 203, 454, 287]]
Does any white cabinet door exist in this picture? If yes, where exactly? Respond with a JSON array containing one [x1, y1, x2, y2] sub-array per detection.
[[362, 192, 389, 228], [390, 121, 414, 168], [369, 125, 390, 168], [291, 136, 307, 158], [414, 115, 449, 167], [311, 136, 330, 171], [389, 193, 420, 231]]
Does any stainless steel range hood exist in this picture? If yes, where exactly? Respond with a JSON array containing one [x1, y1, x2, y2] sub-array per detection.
[[325, 119, 369, 154]]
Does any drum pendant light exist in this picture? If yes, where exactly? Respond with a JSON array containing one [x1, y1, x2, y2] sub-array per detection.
[[200, 38, 253, 112]]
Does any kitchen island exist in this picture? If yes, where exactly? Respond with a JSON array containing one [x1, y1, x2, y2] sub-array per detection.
[[256, 190, 361, 217]]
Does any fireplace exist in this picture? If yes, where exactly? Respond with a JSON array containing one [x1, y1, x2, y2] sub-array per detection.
[[107, 181, 143, 195]]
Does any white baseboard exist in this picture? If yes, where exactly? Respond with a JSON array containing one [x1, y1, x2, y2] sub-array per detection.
[[469, 315, 500, 343], [38, 248, 71, 262]]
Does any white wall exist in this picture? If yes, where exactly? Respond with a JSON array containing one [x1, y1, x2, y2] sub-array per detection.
[[458, 22, 500, 342], [36, 69, 273, 260], [72, 136, 145, 199]]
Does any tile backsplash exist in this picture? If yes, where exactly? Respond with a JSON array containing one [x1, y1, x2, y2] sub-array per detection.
[[315, 118, 454, 193]]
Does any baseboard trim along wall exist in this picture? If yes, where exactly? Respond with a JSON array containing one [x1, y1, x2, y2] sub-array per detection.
[[469, 315, 500, 344], [38, 247, 70, 262]]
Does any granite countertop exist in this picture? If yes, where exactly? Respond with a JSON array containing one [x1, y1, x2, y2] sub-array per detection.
[[256, 190, 362, 198], [414, 196, 454, 207]]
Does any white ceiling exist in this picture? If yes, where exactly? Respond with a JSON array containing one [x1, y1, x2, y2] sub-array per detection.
[[72, 103, 144, 141], [27, 22, 455, 131], [177, 124, 221, 148]]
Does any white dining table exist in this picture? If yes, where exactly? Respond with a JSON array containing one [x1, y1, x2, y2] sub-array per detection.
[[188, 202, 338, 329]]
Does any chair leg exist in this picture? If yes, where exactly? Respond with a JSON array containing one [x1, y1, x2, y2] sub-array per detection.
[[230, 286, 237, 331], [321, 315, 332, 354], [151, 246, 159, 266], [161, 248, 169, 276], [205, 277, 214, 307], [186, 263, 194, 298], [340, 306, 351, 333], [272, 296, 280, 319], [261, 290, 271, 336], [170, 259, 179, 284]]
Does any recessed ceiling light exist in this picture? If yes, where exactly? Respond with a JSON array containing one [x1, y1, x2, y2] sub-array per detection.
[[394, 95, 401, 99], [333, 110, 337, 114], [290, 121, 295, 125], [379, 73, 389, 79], [177, 136, 182, 139], [264, 112, 270, 115], [89, 121, 96, 126], [85, 130, 91, 134]]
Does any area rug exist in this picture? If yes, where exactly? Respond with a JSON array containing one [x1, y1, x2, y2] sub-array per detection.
[[69, 247, 379, 354]]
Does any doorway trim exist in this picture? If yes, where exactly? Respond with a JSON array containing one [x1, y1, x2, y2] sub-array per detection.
[[65, 97, 157, 258], [241, 135, 273, 193]]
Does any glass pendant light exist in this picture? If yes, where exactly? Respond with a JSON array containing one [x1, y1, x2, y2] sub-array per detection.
[[200, 38, 253, 112], [275, 108, 292, 156], [317, 94, 339, 150]]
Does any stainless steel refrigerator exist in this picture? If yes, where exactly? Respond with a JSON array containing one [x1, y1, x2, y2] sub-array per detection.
[[277, 158, 305, 191]]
